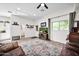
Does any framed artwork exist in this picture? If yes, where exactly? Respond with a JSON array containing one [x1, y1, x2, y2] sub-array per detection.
[[26, 24, 34, 28], [12, 22, 19, 25]]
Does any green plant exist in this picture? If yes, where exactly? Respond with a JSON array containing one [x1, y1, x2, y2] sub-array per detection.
[[39, 27, 48, 33]]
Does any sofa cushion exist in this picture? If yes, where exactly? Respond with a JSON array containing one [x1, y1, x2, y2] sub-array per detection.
[[3, 46, 25, 56], [12, 42, 19, 49], [68, 42, 79, 48], [0, 43, 14, 52], [69, 32, 79, 43], [0, 42, 19, 53], [60, 43, 79, 56]]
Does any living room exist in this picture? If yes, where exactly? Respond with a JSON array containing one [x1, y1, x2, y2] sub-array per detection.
[[0, 2, 79, 56]]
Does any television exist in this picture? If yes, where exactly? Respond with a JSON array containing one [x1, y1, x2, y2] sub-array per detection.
[[41, 22, 46, 27]]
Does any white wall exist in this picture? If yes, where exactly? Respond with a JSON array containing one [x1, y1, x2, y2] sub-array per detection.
[[0, 16, 11, 40], [74, 4, 79, 27], [74, 4, 79, 21], [0, 15, 39, 41], [11, 15, 38, 38]]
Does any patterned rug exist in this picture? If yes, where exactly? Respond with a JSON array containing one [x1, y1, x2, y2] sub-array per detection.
[[19, 38, 64, 56]]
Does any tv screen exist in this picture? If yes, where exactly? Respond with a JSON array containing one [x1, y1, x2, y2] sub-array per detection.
[[41, 22, 46, 27]]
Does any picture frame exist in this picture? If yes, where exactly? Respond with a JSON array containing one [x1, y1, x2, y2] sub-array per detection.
[[26, 24, 34, 28], [12, 22, 19, 25]]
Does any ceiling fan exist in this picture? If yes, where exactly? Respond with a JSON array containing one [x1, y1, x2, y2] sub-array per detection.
[[37, 3, 48, 9]]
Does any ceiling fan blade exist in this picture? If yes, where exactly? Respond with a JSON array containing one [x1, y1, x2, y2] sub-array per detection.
[[44, 3, 48, 9], [37, 3, 41, 9]]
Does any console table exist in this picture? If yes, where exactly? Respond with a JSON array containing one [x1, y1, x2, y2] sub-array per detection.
[[39, 32, 49, 40]]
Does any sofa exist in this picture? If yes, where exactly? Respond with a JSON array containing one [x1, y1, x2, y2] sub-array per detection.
[[60, 42, 79, 56], [60, 31, 79, 56], [0, 42, 25, 56]]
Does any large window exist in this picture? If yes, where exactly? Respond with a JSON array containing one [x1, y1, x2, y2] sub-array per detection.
[[53, 22, 59, 30], [60, 20, 69, 30], [53, 20, 69, 30]]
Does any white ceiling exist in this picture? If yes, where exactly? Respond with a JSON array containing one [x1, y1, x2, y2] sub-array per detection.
[[0, 3, 75, 20]]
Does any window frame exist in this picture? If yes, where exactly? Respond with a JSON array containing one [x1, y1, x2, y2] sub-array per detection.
[[52, 20, 69, 31]]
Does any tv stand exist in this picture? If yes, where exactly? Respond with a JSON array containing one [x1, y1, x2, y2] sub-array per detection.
[[39, 32, 49, 40]]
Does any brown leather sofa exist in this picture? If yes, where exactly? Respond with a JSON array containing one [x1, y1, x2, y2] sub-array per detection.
[[0, 42, 25, 56], [60, 30, 79, 56], [69, 32, 79, 43], [60, 42, 79, 56]]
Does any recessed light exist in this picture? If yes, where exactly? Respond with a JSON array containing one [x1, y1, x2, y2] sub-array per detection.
[[17, 8, 21, 10], [34, 14, 36, 16]]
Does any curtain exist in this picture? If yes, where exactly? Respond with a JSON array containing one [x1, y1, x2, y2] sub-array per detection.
[[48, 18, 51, 40], [69, 12, 76, 32]]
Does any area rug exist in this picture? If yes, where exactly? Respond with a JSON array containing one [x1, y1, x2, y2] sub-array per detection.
[[20, 38, 64, 56]]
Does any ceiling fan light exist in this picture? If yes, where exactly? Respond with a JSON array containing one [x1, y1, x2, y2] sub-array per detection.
[[41, 3, 44, 6], [34, 14, 36, 16]]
